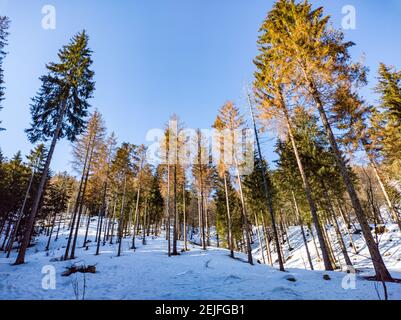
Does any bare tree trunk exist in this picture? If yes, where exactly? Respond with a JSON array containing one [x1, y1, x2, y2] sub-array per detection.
[[7, 166, 36, 257], [337, 204, 358, 254], [254, 213, 266, 264], [281, 102, 333, 271], [83, 214, 91, 248], [117, 175, 127, 257], [197, 143, 206, 251], [223, 174, 234, 258], [131, 186, 141, 250], [1, 219, 12, 251], [292, 191, 314, 270], [109, 198, 117, 244], [248, 94, 284, 270], [15, 101, 68, 265], [363, 142, 401, 230], [64, 137, 92, 260], [96, 182, 107, 255], [45, 212, 57, 251], [234, 155, 253, 265], [183, 184, 188, 251], [261, 213, 273, 266], [166, 163, 171, 255], [142, 201, 148, 245], [204, 198, 210, 247], [172, 162, 178, 255], [307, 80, 393, 280], [70, 141, 95, 260]]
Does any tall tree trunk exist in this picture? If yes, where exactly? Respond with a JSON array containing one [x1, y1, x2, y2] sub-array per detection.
[[248, 94, 284, 270], [204, 198, 210, 247], [309, 225, 322, 261], [310, 82, 392, 281], [362, 142, 401, 230], [7, 166, 36, 257], [261, 213, 273, 266], [292, 191, 314, 270], [183, 183, 188, 251], [172, 162, 178, 255], [1, 219, 12, 251], [254, 213, 266, 264], [281, 102, 333, 271], [64, 136, 92, 260], [83, 214, 91, 248], [234, 155, 253, 265], [15, 101, 67, 265], [45, 212, 57, 251], [321, 185, 353, 268], [96, 182, 107, 255], [131, 186, 141, 250], [337, 204, 358, 254], [321, 221, 337, 269], [197, 142, 206, 251], [166, 163, 171, 255], [223, 174, 234, 258], [117, 175, 127, 257], [70, 140, 95, 260], [142, 201, 148, 245]]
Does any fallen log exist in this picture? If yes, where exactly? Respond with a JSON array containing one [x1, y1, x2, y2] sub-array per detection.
[[62, 264, 96, 277]]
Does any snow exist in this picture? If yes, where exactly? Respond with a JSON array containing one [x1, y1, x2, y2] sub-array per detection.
[[1, 218, 401, 300], [252, 223, 401, 274]]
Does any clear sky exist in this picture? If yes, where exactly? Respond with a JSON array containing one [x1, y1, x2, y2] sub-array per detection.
[[0, 0, 400, 174]]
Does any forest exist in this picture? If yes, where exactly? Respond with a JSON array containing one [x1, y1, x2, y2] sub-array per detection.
[[1, 0, 401, 300]]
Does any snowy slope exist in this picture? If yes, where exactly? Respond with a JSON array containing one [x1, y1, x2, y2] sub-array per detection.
[[252, 223, 401, 274], [1, 218, 401, 300]]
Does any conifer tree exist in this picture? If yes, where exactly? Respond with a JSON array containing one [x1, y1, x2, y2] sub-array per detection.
[[69, 111, 106, 259], [214, 102, 253, 265], [16, 31, 95, 265], [6, 144, 48, 257], [0, 16, 10, 131], [254, 45, 333, 270], [255, 0, 392, 281]]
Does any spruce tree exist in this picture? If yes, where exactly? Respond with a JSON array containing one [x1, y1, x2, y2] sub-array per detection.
[[15, 31, 95, 265], [255, 0, 392, 282], [214, 102, 253, 265], [0, 16, 10, 131]]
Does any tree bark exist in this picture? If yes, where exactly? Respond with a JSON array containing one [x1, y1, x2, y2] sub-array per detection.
[[15, 101, 68, 265], [292, 191, 314, 270], [234, 154, 253, 265], [281, 101, 333, 271], [248, 94, 284, 270], [223, 174, 234, 258], [117, 174, 127, 257], [310, 82, 393, 281]]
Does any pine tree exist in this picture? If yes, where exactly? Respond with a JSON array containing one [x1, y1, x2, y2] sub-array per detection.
[[374, 64, 401, 181], [5, 144, 48, 257], [66, 110, 106, 260], [43, 172, 74, 251], [254, 36, 333, 270], [110, 143, 139, 257], [214, 102, 253, 265], [16, 31, 95, 265], [0, 16, 10, 131], [247, 93, 284, 271], [255, 0, 392, 281]]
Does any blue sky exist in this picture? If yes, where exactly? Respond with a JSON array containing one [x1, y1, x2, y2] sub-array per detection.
[[0, 0, 400, 174]]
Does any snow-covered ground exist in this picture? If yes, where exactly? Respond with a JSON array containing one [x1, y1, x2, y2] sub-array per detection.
[[252, 223, 401, 273], [1, 218, 401, 300]]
